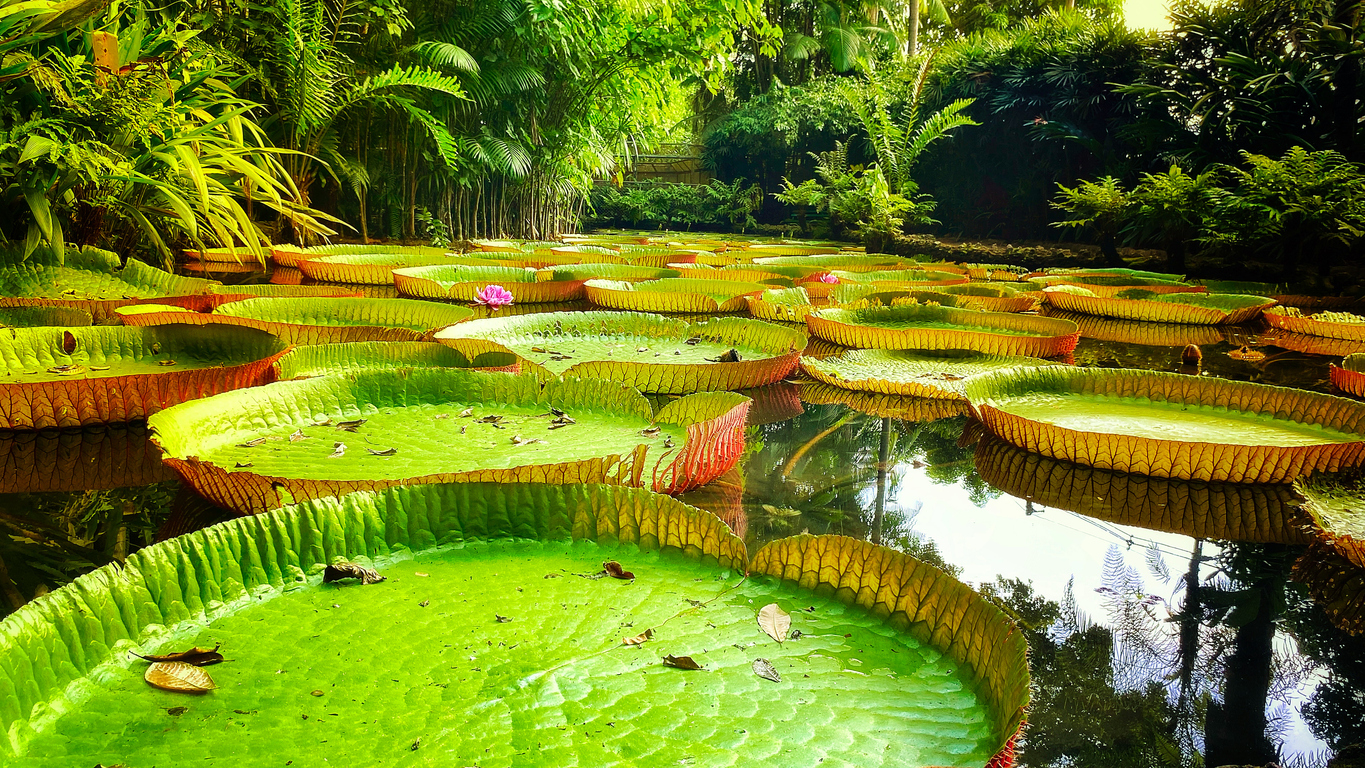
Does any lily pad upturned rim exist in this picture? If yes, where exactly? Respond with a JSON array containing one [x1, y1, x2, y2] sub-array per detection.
[[1265, 309, 1365, 341], [1040, 309, 1225, 347], [964, 365, 1365, 483], [0, 482, 1027, 763], [0, 306, 94, 327], [1332, 353, 1365, 398], [295, 252, 484, 285], [119, 297, 474, 344], [975, 435, 1311, 545], [434, 311, 806, 394], [272, 341, 519, 380], [0, 325, 289, 430], [800, 349, 1063, 401], [584, 278, 770, 313], [392, 265, 587, 303], [1042, 289, 1277, 325], [271, 243, 451, 269], [0, 246, 219, 322], [806, 303, 1080, 358], [797, 381, 971, 421], [150, 369, 752, 514]]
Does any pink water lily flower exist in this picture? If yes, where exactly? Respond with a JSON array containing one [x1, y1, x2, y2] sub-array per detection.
[[818, 274, 839, 284], [475, 284, 514, 309]]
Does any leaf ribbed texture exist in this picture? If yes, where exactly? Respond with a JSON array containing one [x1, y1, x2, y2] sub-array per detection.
[[801, 349, 1061, 400], [748, 534, 1029, 758], [585, 278, 769, 313], [1044, 290, 1276, 325], [393, 265, 586, 302], [966, 366, 1365, 483], [807, 304, 1080, 357]]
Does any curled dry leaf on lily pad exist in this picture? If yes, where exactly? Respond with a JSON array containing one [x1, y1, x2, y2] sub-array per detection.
[[663, 654, 703, 670], [323, 562, 385, 585], [757, 603, 791, 643], [623, 628, 654, 646], [752, 658, 781, 683], [602, 561, 635, 580], [132, 644, 224, 667], [145, 662, 217, 693]]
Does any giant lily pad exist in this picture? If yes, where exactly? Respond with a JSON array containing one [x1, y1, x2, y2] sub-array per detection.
[[974, 436, 1310, 544], [0, 425, 176, 493], [296, 252, 489, 284], [585, 278, 769, 313], [798, 382, 970, 421], [1265, 307, 1365, 341], [0, 246, 217, 323], [807, 303, 1080, 357], [150, 369, 751, 513], [1027, 267, 1186, 282], [393, 265, 587, 302], [271, 244, 449, 269], [1026, 274, 1204, 297], [931, 284, 1038, 313], [0, 325, 287, 429], [0, 306, 93, 327], [665, 265, 795, 286], [0, 482, 1027, 765], [1041, 309, 1225, 347], [1295, 469, 1365, 571], [801, 349, 1062, 400], [118, 297, 472, 344], [183, 246, 271, 264], [742, 243, 843, 257], [1262, 329, 1365, 357], [209, 283, 363, 300], [434, 311, 805, 394], [554, 264, 681, 282], [802, 269, 970, 299], [752, 254, 942, 275], [964, 366, 1365, 483], [273, 341, 518, 380], [745, 287, 822, 322], [1042, 287, 1276, 325], [1332, 353, 1365, 397], [1292, 543, 1365, 636], [965, 264, 1029, 281]]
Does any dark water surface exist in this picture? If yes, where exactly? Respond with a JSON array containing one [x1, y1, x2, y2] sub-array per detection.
[[2, 262, 1363, 767]]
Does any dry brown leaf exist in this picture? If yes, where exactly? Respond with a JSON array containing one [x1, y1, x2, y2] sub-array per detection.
[[602, 561, 635, 580], [323, 562, 385, 585], [757, 603, 791, 644], [623, 629, 654, 646], [145, 661, 217, 693], [133, 644, 224, 666], [752, 658, 781, 683], [663, 654, 703, 670]]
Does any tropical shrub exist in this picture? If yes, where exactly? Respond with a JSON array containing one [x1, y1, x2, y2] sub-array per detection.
[[1051, 176, 1132, 266], [586, 179, 764, 232]]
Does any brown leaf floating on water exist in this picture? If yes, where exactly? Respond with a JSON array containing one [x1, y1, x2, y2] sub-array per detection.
[[623, 629, 654, 646], [366, 447, 397, 456], [705, 348, 742, 363], [602, 561, 634, 580], [89, 365, 110, 371], [640, 426, 660, 437], [495, 614, 513, 623], [511, 435, 545, 446], [289, 429, 308, 442], [323, 562, 385, 585], [663, 654, 702, 670], [133, 644, 224, 666], [145, 661, 216, 693], [336, 419, 367, 432], [327, 442, 346, 458], [757, 603, 791, 643], [238, 437, 267, 448], [752, 658, 781, 683], [157, 359, 177, 366], [166, 706, 189, 716], [234, 461, 253, 468]]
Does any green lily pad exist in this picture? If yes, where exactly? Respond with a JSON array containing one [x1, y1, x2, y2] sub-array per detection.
[[0, 306, 93, 327], [209, 283, 363, 299], [1041, 309, 1226, 347], [119, 297, 473, 344], [964, 366, 1365, 483], [1028, 267, 1185, 282], [751, 254, 945, 275], [0, 325, 287, 429], [150, 369, 751, 513], [745, 287, 820, 322], [273, 341, 518, 380], [553, 264, 682, 282], [798, 382, 971, 421], [393, 265, 586, 302], [435, 311, 805, 394], [807, 303, 1080, 357], [271, 244, 450, 268], [296, 252, 488, 284], [585, 278, 770, 313], [0, 246, 217, 322], [1265, 306, 1365, 341], [975, 436, 1311, 544], [0, 482, 1027, 765], [1026, 274, 1203, 297], [801, 349, 1061, 400], [1043, 288, 1276, 325]]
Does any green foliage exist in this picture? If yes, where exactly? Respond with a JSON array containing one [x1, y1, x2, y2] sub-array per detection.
[[1050, 176, 1130, 264], [587, 179, 764, 231]]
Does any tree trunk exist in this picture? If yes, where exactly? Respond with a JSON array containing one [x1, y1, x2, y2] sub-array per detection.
[[907, 0, 920, 58], [1099, 232, 1123, 266]]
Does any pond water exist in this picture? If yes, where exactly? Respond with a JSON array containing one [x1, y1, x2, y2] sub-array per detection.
[[1, 260, 1361, 766]]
